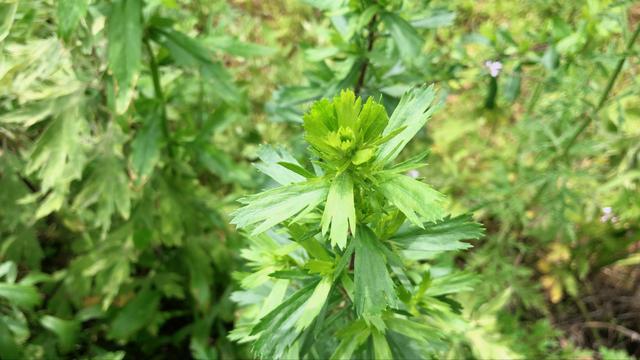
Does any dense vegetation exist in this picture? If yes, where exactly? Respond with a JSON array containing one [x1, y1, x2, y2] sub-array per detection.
[[0, 0, 639, 359]]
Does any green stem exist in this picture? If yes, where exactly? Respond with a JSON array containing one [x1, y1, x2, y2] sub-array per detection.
[[561, 23, 640, 158], [484, 75, 498, 109], [144, 37, 174, 158], [529, 23, 640, 206]]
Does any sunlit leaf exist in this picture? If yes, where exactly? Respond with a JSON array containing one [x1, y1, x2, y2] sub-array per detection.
[[321, 173, 356, 249]]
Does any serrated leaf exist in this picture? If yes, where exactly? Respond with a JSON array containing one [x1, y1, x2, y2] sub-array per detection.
[[357, 97, 389, 144], [321, 173, 356, 249], [150, 27, 240, 103], [376, 85, 438, 165], [392, 215, 483, 258], [109, 287, 160, 341], [25, 109, 87, 219], [378, 173, 446, 226], [40, 316, 80, 353], [425, 272, 478, 297], [295, 276, 332, 331], [231, 180, 329, 235], [354, 227, 399, 320], [254, 145, 306, 185], [107, 0, 142, 114], [73, 155, 131, 232], [330, 320, 370, 360], [57, 0, 88, 41], [131, 116, 163, 183], [251, 282, 316, 359], [381, 11, 422, 63]]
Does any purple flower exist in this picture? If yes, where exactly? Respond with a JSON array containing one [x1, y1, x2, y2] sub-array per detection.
[[484, 60, 503, 77]]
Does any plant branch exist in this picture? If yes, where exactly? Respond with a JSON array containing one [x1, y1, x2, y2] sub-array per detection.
[[561, 23, 640, 158], [354, 15, 377, 96], [528, 23, 639, 207], [583, 321, 640, 343], [144, 37, 174, 158]]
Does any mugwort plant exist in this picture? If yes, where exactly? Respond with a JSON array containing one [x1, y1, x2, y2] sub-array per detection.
[[229, 86, 484, 359]]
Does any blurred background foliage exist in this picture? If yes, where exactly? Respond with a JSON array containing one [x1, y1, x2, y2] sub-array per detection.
[[0, 0, 639, 359]]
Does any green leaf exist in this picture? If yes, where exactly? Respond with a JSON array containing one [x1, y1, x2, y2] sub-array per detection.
[[381, 11, 422, 63], [392, 215, 483, 258], [384, 316, 441, 343], [109, 287, 160, 340], [321, 173, 356, 249], [107, 0, 143, 114], [150, 27, 240, 103], [26, 110, 87, 199], [185, 242, 213, 311], [371, 328, 393, 360], [376, 85, 438, 165], [73, 155, 131, 232], [207, 35, 277, 57], [411, 11, 456, 29], [0, 283, 41, 309], [354, 227, 399, 320], [231, 180, 329, 235], [130, 116, 163, 183], [334, 89, 360, 130], [357, 97, 389, 144], [425, 272, 478, 297], [251, 282, 316, 359], [295, 276, 332, 330], [378, 173, 446, 226], [0, 1, 17, 42], [57, 0, 88, 41], [254, 145, 307, 185], [330, 320, 370, 360], [0, 319, 22, 360], [40, 316, 80, 353]]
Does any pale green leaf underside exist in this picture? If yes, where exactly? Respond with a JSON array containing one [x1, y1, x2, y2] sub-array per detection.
[[321, 173, 356, 249], [392, 214, 484, 258], [295, 276, 332, 330], [376, 85, 438, 165], [378, 173, 446, 226], [231, 181, 329, 234], [254, 145, 306, 185], [107, 0, 142, 114]]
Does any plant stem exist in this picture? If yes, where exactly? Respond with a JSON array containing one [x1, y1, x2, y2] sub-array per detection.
[[529, 23, 639, 206], [144, 37, 174, 158], [354, 15, 377, 96], [561, 23, 640, 158]]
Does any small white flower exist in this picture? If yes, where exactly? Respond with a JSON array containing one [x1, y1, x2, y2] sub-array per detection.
[[407, 170, 420, 179], [484, 60, 503, 77], [600, 207, 617, 223]]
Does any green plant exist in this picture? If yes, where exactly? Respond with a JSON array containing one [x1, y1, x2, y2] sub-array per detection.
[[230, 86, 486, 359], [0, 0, 271, 357]]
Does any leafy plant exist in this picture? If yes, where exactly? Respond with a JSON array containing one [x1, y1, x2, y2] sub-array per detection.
[[230, 86, 485, 359]]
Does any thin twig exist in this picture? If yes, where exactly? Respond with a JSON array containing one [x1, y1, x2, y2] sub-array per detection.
[[354, 15, 377, 96], [583, 321, 640, 343]]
